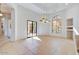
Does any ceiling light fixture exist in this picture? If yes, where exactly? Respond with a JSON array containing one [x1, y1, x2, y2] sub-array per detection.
[[40, 15, 50, 23], [39, 6, 50, 23], [40, 10, 50, 23]]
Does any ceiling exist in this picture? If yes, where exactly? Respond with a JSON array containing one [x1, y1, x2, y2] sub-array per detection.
[[1, 3, 77, 15], [33, 3, 67, 13], [18, 3, 75, 14]]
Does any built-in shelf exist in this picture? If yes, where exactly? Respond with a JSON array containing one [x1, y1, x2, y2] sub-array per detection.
[[67, 29, 73, 31], [67, 18, 73, 40], [67, 26, 73, 28]]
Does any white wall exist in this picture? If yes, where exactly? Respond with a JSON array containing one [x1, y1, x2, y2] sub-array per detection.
[[37, 22, 50, 35], [15, 4, 40, 40]]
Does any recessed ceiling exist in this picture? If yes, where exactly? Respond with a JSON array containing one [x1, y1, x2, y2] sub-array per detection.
[[18, 3, 46, 14], [18, 3, 79, 14], [33, 3, 67, 13]]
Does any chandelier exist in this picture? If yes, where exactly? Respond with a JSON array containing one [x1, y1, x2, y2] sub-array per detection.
[[40, 15, 50, 23]]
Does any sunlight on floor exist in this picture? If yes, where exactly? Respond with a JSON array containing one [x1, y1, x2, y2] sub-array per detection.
[[32, 36, 42, 41]]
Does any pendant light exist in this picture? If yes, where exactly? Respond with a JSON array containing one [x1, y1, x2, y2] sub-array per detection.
[[0, 3, 3, 17]]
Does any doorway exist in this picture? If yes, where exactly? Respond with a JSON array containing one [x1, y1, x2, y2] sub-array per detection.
[[0, 3, 12, 40], [27, 20, 37, 38]]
